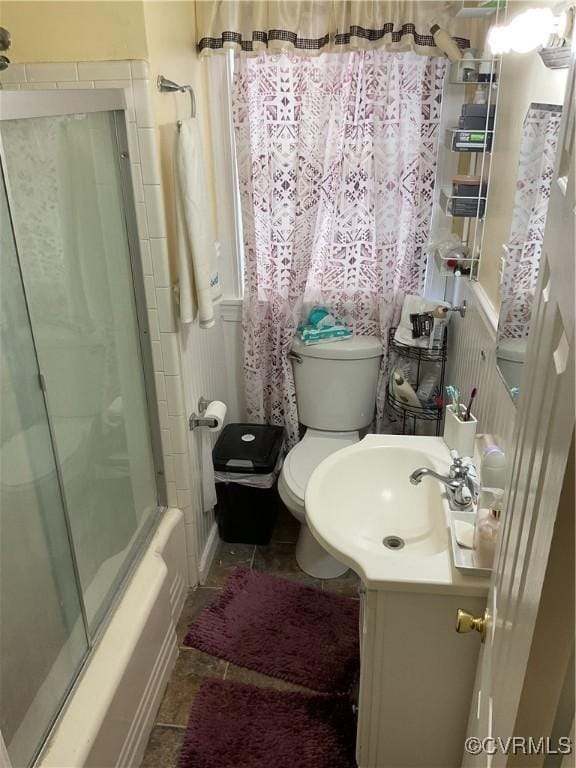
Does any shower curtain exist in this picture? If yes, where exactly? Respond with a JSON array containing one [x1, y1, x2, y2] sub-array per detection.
[[499, 104, 562, 342], [232, 49, 446, 444]]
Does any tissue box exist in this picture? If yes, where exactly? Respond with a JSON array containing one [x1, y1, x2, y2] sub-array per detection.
[[296, 325, 352, 345]]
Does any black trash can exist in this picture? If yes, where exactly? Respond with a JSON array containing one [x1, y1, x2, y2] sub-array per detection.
[[212, 423, 285, 545]]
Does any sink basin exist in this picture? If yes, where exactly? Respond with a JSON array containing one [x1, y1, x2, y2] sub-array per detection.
[[305, 434, 484, 592]]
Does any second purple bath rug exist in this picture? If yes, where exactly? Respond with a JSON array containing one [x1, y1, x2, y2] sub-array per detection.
[[184, 567, 359, 694], [177, 679, 357, 768]]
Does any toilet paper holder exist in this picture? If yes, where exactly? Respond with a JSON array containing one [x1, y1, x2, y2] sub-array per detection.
[[189, 396, 218, 431]]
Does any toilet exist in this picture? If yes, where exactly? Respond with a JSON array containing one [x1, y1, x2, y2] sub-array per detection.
[[496, 337, 527, 393], [278, 335, 382, 578]]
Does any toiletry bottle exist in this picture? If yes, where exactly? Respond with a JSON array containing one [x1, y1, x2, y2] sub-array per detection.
[[481, 445, 506, 488], [430, 24, 463, 63], [392, 369, 421, 408], [473, 85, 487, 105], [474, 489, 504, 569]]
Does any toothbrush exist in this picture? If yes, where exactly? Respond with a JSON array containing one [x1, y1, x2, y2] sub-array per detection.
[[454, 387, 461, 420], [445, 385, 464, 419], [465, 387, 477, 422]]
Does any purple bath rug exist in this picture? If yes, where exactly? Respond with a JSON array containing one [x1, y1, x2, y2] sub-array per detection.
[[177, 679, 357, 768], [184, 567, 359, 694]]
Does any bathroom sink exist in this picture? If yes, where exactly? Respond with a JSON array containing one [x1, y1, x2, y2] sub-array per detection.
[[305, 434, 484, 592]]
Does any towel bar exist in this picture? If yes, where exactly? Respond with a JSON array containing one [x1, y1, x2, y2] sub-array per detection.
[[157, 75, 196, 128]]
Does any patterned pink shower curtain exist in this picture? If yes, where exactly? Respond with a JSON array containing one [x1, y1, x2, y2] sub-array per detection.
[[232, 50, 446, 444], [499, 104, 562, 342]]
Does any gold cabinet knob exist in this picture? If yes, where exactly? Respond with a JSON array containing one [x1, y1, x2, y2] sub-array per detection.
[[456, 609, 486, 641]]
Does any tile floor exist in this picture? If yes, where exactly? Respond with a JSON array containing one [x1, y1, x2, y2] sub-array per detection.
[[141, 505, 360, 767]]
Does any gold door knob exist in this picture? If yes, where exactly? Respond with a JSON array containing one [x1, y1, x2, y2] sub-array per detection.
[[456, 609, 486, 641]]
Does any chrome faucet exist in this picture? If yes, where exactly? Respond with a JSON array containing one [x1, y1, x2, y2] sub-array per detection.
[[409, 451, 476, 510]]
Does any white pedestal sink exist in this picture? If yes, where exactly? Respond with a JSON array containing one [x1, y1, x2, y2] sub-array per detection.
[[305, 434, 490, 768]]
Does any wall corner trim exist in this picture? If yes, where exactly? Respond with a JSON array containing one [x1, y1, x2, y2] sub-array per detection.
[[471, 281, 500, 339], [220, 298, 242, 322]]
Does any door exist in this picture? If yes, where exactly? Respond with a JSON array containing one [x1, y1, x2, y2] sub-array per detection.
[[0, 161, 89, 768], [0, 92, 164, 635], [462, 61, 575, 766]]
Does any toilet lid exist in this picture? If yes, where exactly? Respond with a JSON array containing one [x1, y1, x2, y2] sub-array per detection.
[[283, 430, 358, 501]]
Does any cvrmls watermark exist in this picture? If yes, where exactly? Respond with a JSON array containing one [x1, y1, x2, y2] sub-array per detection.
[[464, 736, 572, 756]]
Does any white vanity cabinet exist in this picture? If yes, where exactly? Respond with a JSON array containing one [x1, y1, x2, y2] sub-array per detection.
[[304, 434, 490, 766], [356, 586, 487, 768]]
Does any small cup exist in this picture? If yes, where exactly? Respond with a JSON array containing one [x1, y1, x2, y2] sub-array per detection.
[[443, 404, 477, 457]]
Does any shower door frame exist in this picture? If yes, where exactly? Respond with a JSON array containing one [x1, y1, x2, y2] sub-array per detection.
[[0, 88, 168, 765], [0, 88, 167, 506]]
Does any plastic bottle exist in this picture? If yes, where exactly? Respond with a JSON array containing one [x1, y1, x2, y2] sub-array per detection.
[[391, 369, 421, 408], [474, 489, 504, 569], [473, 85, 487, 105]]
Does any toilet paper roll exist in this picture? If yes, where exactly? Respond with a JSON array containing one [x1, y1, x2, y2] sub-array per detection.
[[205, 400, 227, 432], [198, 400, 226, 513]]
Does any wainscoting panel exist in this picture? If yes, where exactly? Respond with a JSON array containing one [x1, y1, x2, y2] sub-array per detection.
[[179, 310, 231, 583], [447, 283, 516, 453], [221, 300, 247, 423]]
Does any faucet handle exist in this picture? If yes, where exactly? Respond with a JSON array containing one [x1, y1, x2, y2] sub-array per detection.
[[449, 449, 464, 477], [450, 449, 462, 464]]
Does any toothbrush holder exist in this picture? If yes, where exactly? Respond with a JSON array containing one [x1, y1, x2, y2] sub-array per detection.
[[443, 405, 477, 457]]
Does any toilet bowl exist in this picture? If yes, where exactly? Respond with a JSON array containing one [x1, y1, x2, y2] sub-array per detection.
[[278, 430, 358, 578], [1, 418, 94, 519], [279, 335, 382, 578]]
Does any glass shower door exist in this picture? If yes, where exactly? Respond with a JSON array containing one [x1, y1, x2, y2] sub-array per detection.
[[0, 168, 89, 768], [0, 107, 161, 634]]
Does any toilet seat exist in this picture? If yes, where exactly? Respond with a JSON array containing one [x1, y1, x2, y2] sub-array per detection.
[[282, 429, 359, 505]]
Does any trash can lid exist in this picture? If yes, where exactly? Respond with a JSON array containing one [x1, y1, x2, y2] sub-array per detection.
[[213, 423, 285, 474]]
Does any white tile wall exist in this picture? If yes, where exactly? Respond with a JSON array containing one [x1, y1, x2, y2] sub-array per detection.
[[0, 60, 200, 586], [143, 185, 167, 238], [137, 128, 162, 185], [26, 62, 78, 82], [147, 309, 161, 342], [156, 288, 176, 333], [139, 237, 152, 273], [77, 60, 132, 80], [150, 239, 171, 287]]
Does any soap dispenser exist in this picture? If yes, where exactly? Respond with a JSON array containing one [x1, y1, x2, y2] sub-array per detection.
[[474, 488, 504, 569]]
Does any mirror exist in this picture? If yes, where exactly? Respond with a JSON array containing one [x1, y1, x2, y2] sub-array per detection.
[[496, 101, 563, 401]]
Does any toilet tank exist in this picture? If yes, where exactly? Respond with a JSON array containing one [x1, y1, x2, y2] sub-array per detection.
[[291, 336, 382, 431]]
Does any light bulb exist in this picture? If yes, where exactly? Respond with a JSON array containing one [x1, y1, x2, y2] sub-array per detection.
[[509, 8, 555, 53], [487, 25, 510, 55], [487, 7, 561, 55]]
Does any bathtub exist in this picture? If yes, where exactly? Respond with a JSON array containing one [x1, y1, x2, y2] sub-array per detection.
[[38, 508, 187, 768]]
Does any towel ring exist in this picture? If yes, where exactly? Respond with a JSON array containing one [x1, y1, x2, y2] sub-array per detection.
[[157, 75, 196, 129]]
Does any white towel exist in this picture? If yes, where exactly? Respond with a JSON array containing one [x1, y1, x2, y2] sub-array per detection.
[[394, 295, 450, 348], [200, 430, 217, 512], [175, 119, 221, 328]]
